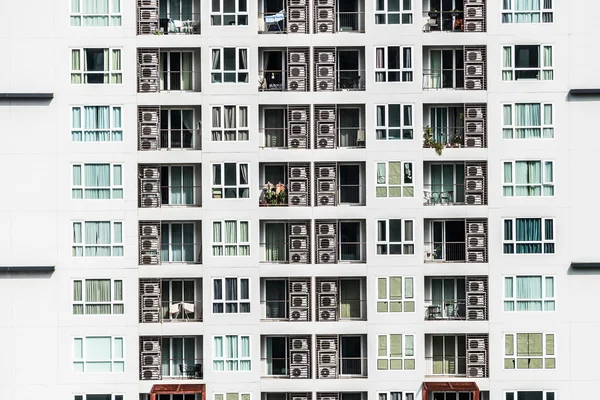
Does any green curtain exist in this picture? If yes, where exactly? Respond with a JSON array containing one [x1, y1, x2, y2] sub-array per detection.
[[265, 223, 285, 261], [390, 334, 402, 370], [389, 277, 402, 312], [377, 278, 388, 312], [430, 165, 442, 204], [377, 335, 388, 369], [516, 218, 542, 253], [388, 162, 401, 197], [430, 50, 442, 88]]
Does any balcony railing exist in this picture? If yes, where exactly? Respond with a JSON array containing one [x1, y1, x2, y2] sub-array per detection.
[[259, 184, 288, 206], [161, 301, 203, 321], [158, 70, 201, 92], [259, 70, 286, 91], [423, 184, 466, 205], [336, 184, 366, 205], [336, 127, 366, 148], [161, 358, 204, 379], [159, 185, 202, 207], [261, 300, 291, 320], [424, 356, 467, 376], [159, 129, 202, 150], [424, 300, 466, 320], [336, 70, 365, 91], [423, 69, 465, 90], [424, 241, 466, 262], [337, 12, 365, 32], [338, 357, 368, 377], [424, 11, 464, 32], [423, 127, 465, 148], [159, 243, 203, 264], [258, 12, 287, 33], [157, 13, 201, 34], [337, 242, 367, 263]]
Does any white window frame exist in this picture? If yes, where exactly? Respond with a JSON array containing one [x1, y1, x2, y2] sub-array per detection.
[[73, 336, 125, 372], [504, 332, 556, 370], [211, 47, 249, 83], [71, 106, 123, 142], [376, 220, 415, 255], [160, 222, 198, 262], [376, 334, 416, 370], [502, 103, 554, 139], [72, 163, 123, 199], [377, 392, 415, 400], [70, 0, 122, 26], [377, 276, 415, 313], [503, 160, 554, 197], [72, 221, 124, 257], [214, 394, 251, 400], [212, 335, 252, 371], [71, 48, 122, 84], [212, 220, 250, 256], [375, 161, 414, 198], [212, 277, 251, 314], [502, 44, 554, 81], [502, 217, 555, 254], [502, 0, 553, 23], [211, 162, 250, 199], [375, 0, 413, 25], [211, 105, 249, 141], [210, 0, 248, 26], [504, 391, 556, 400], [160, 50, 195, 91], [375, 104, 414, 140], [74, 395, 124, 400], [73, 279, 124, 315], [375, 46, 413, 83], [503, 275, 555, 312]]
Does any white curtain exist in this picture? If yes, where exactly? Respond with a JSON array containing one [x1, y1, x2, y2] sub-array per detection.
[[515, 161, 541, 196], [212, 222, 223, 256], [84, 222, 111, 256], [111, 49, 122, 83], [85, 279, 112, 314], [239, 107, 248, 140], [72, 165, 83, 199], [239, 164, 249, 198], [71, 50, 82, 84], [213, 337, 224, 371], [84, 106, 110, 141], [543, 104, 553, 138], [239, 221, 249, 255], [514, 0, 540, 23], [212, 107, 222, 141], [504, 277, 515, 311], [543, 46, 553, 80], [84, 164, 111, 199], [502, 47, 513, 80], [225, 221, 237, 256], [112, 165, 123, 199], [112, 107, 122, 141], [82, 0, 109, 26], [515, 104, 541, 138], [516, 276, 543, 311], [211, 49, 221, 82], [502, 105, 513, 138], [240, 336, 251, 370], [73, 222, 83, 256], [73, 280, 84, 314], [225, 335, 238, 371]]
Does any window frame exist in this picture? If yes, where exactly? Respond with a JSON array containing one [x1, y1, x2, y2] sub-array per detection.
[[376, 333, 416, 370], [502, 217, 555, 254], [72, 163, 124, 199], [212, 220, 250, 256], [502, 0, 553, 24], [212, 335, 252, 371], [212, 277, 251, 314], [73, 278, 124, 315], [375, 0, 413, 25], [70, 0, 122, 26], [71, 48, 122, 84], [74, 395, 124, 400], [375, 46, 413, 83], [73, 336, 125, 372], [376, 220, 415, 255], [211, 162, 250, 199], [375, 104, 414, 140], [504, 332, 556, 370], [502, 160, 554, 196], [211, 105, 250, 141], [504, 391, 556, 400], [214, 394, 252, 400], [375, 161, 415, 198], [210, 0, 248, 26], [503, 275, 555, 312], [377, 392, 415, 400], [72, 221, 124, 257], [377, 276, 415, 312], [502, 44, 554, 81], [502, 103, 554, 139], [71, 105, 123, 142], [211, 47, 249, 83]]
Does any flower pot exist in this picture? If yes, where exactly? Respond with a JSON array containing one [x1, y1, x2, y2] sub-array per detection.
[[428, 11, 439, 18], [454, 143, 460, 148]]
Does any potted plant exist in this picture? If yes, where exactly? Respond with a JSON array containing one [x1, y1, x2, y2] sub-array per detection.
[[452, 132, 463, 148], [432, 141, 444, 156], [450, 9, 461, 18], [428, 7, 439, 18], [423, 126, 433, 148]]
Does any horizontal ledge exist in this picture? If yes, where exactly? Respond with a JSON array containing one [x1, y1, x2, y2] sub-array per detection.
[[569, 89, 600, 96], [0, 266, 55, 272], [0, 93, 54, 99], [571, 262, 600, 269]]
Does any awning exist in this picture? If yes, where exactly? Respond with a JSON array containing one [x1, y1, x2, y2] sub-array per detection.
[[570, 262, 600, 269], [151, 384, 205, 394], [423, 382, 479, 391], [569, 89, 600, 96]]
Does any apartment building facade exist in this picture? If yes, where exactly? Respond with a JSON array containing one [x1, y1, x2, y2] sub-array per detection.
[[0, 0, 598, 399]]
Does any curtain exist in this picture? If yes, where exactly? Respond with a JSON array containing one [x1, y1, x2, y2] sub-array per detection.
[[514, 0, 540, 22], [265, 224, 285, 262], [430, 164, 442, 203], [239, 107, 248, 140], [181, 166, 194, 204], [72, 165, 83, 199], [543, 46, 553, 80], [376, 164, 386, 196], [502, 0, 513, 22], [545, 277, 555, 310], [113, 280, 123, 313], [516, 218, 542, 253], [111, 49, 121, 83], [543, 104, 553, 138], [112, 165, 123, 199], [111, 107, 122, 141], [503, 162, 514, 195], [403, 105, 413, 139], [212, 222, 223, 256], [432, 279, 443, 312], [430, 50, 441, 88], [402, 47, 412, 81], [73, 281, 84, 314], [239, 221, 249, 255], [504, 277, 515, 311], [264, 109, 283, 147], [85, 279, 112, 314], [240, 336, 251, 370], [515, 161, 541, 196], [225, 335, 238, 370], [84, 222, 111, 256], [211, 49, 221, 82], [213, 337, 224, 370], [224, 221, 237, 256], [514, 104, 541, 138], [84, 164, 110, 199], [170, 167, 183, 204], [84, 106, 110, 141], [224, 106, 236, 140], [544, 162, 554, 196], [72, 107, 82, 140], [71, 50, 82, 84], [73, 222, 83, 256], [82, 0, 109, 26], [338, 108, 359, 147], [388, 162, 401, 197], [113, 222, 123, 256], [161, 224, 170, 262], [182, 52, 193, 90], [516, 276, 543, 310], [212, 107, 222, 141], [102, 49, 110, 83], [71, 0, 81, 25], [376, 106, 385, 139], [502, 47, 513, 80], [503, 105, 513, 138], [110, 0, 121, 25], [375, 48, 385, 82]]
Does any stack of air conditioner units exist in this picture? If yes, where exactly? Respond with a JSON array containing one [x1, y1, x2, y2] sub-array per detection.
[[139, 221, 161, 265], [316, 220, 337, 263], [138, 106, 160, 151], [288, 106, 310, 149], [289, 279, 310, 321], [464, 162, 487, 205], [463, 0, 486, 32], [288, 163, 310, 206], [137, 0, 159, 35], [139, 336, 161, 380], [287, 49, 309, 91], [315, 164, 337, 206], [463, 104, 486, 148], [314, 106, 336, 149], [289, 336, 311, 378], [139, 279, 161, 323], [465, 219, 487, 263], [138, 49, 160, 93], [466, 276, 488, 321], [287, 0, 308, 33], [466, 334, 488, 378], [317, 394, 339, 400], [314, 49, 336, 91], [289, 222, 310, 264], [314, 0, 335, 33], [316, 336, 339, 379], [317, 279, 338, 321], [139, 165, 161, 208], [463, 47, 486, 90]]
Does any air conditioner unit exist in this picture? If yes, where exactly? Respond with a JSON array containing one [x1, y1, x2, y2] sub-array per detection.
[[141, 67, 159, 79], [317, 166, 336, 178], [140, 167, 160, 180], [468, 281, 485, 292], [141, 354, 161, 366], [290, 281, 309, 293], [468, 338, 486, 350], [140, 254, 159, 265], [318, 352, 337, 365], [141, 241, 160, 256], [319, 250, 336, 263], [292, 395, 308, 400], [290, 0, 307, 5], [317, 21, 334, 33], [467, 308, 486, 320], [317, 109, 335, 121], [468, 294, 486, 307], [466, 121, 484, 133], [318, 122, 335, 136], [142, 310, 159, 322], [141, 340, 160, 352], [466, 50, 483, 62], [465, 179, 484, 191], [290, 351, 309, 364], [465, 78, 483, 90], [140, 195, 159, 208], [317, 65, 334, 78], [290, 308, 309, 320], [289, 123, 307, 136], [465, 136, 483, 148], [468, 366, 485, 378], [289, 167, 308, 178], [318, 194, 335, 206], [319, 280, 338, 293], [288, 8, 306, 21], [319, 396, 338, 400], [464, 0, 483, 4], [290, 365, 309, 378], [291, 295, 309, 308], [468, 236, 485, 248], [139, 0, 159, 7], [141, 367, 161, 380], [319, 294, 337, 308], [290, 224, 308, 235], [288, 78, 307, 91], [465, 194, 483, 205], [142, 296, 160, 309], [465, 20, 484, 32], [289, 65, 307, 78], [318, 337, 337, 350], [291, 338, 309, 350], [289, 137, 308, 149], [317, 223, 336, 235], [317, 0, 335, 6], [465, 6, 484, 18], [318, 366, 337, 378], [318, 236, 335, 250], [140, 9, 158, 21], [466, 165, 484, 177], [289, 251, 309, 263], [288, 21, 306, 33], [467, 251, 485, 263], [316, 78, 335, 91], [141, 181, 159, 194], [290, 237, 308, 250], [465, 107, 484, 119], [140, 124, 159, 136], [139, 80, 159, 93], [465, 64, 483, 77], [467, 222, 486, 234], [290, 109, 308, 121], [318, 51, 335, 64], [139, 24, 157, 34], [140, 53, 159, 65], [142, 281, 159, 294], [140, 224, 159, 237], [318, 179, 335, 193], [317, 8, 334, 21], [289, 193, 308, 206]]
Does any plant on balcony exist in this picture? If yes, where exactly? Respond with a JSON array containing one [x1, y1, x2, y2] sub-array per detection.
[[432, 140, 444, 156], [260, 182, 287, 206], [428, 8, 439, 18], [452, 132, 463, 148], [153, 29, 164, 35], [450, 9, 461, 17], [423, 126, 433, 148]]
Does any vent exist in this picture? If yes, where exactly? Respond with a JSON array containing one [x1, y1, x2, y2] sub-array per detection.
[[290, 109, 308, 121], [140, 254, 159, 265], [290, 308, 309, 320], [467, 222, 486, 234], [317, 223, 335, 235], [465, 107, 484, 119], [318, 51, 335, 64], [465, 64, 483, 77], [465, 6, 484, 18], [317, 65, 334, 78], [291, 351, 309, 364], [142, 311, 159, 322], [318, 366, 337, 378], [290, 65, 307, 78], [289, 0, 307, 5], [141, 354, 161, 366], [316, 79, 334, 91], [141, 367, 161, 380], [288, 8, 306, 21], [318, 352, 337, 365], [289, 123, 308, 136], [317, 8, 334, 20], [290, 281, 309, 293], [468, 281, 485, 292], [319, 294, 336, 308], [319, 250, 336, 263], [466, 165, 484, 177], [289, 193, 308, 206], [289, 137, 308, 149], [288, 78, 307, 91], [319, 281, 338, 293], [318, 237, 335, 250], [290, 365, 309, 378], [465, 78, 483, 90], [316, 166, 336, 178], [317, 337, 337, 350], [140, 224, 159, 237], [141, 339, 160, 353], [288, 21, 307, 33], [140, 53, 159, 65], [317, 21, 334, 33], [318, 194, 335, 206], [291, 295, 309, 308], [290, 223, 308, 236], [290, 166, 308, 178], [467, 308, 485, 320], [139, 137, 158, 151]]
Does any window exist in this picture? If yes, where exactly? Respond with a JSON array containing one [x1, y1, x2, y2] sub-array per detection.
[[213, 335, 251, 371], [212, 221, 250, 256], [161, 166, 196, 206], [375, 0, 413, 24], [70, 0, 122, 26], [505, 391, 555, 400], [376, 104, 413, 140], [71, 48, 122, 84], [378, 393, 414, 400], [502, 103, 554, 139], [74, 395, 124, 400], [211, 48, 249, 83], [215, 394, 251, 400], [211, 106, 249, 141], [376, 220, 414, 255], [71, 106, 122, 142], [73, 279, 124, 315], [504, 333, 555, 369], [73, 336, 124, 372], [213, 278, 250, 313], [160, 51, 194, 91], [503, 161, 554, 196], [502, 45, 553, 81], [161, 222, 198, 262], [377, 334, 415, 370], [211, 0, 248, 25], [375, 46, 413, 82], [72, 221, 124, 257], [377, 277, 415, 312], [502, 0, 553, 23], [376, 161, 414, 197], [503, 218, 555, 254], [72, 164, 123, 199], [504, 276, 555, 311], [212, 163, 250, 198]]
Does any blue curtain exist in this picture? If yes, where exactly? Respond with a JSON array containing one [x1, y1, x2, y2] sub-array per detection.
[[515, 161, 541, 196], [503, 220, 514, 253], [84, 106, 111, 141], [84, 164, 111, 199], [516, 218, 542, 253], [544, 219, 555, 253]]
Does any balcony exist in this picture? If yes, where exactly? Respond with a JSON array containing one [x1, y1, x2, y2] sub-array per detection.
[[137, 0, 201, 35], [424, 276, 488, 321], [139, 164, 202, 208], [316, 335, 368, 378], [137, 49, 201, 93], [423, 162, 487, 206], [316, 278, 367, 321], [260, 221, 311, 264], [140, 335, 203, 380], [259, 48, 310, 92], [422, 47, 486, 91], [314, 105, 366, 149], [139, 221, 202, 266], [423, 104, 487, 149], [314, 0, 365, 33], [138, 106, 202, 151], [259, 163, 311, 206], [139, 278, 203, 323], [425, 334, 488, 378], [424, 219, 487, 263], [262, 335, 312, 378], [261, 278, 312, 320], [423, 0, 486, 33], [263, 395, 367, 400], [314, 48, 366, 92], [315, 163, 366, 206], [316, 220, 366, 264], [260, 106, 311, 149]]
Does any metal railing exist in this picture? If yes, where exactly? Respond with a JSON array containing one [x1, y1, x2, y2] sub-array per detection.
[[336, 184, 366, 205], [261, 300, 291, 319], [338, 242, 367, 263], [258, 12, 287, 33], [336, 70, 365, 91], [259, 70, 286, 91], [261, 358, 293, 378], [424, 356, 467, 376], [338, 357, 368, 377], [424, 300, 467, 320], [161, 359, 204, 379], [259, 184, 289, 206], [337, 12, 365, 32], [424, 241, 466, 262], [423, 127, 465, 148], [159, 185, 202, 207], [261, 127, 290, 148], [157, 13, 201, 34], [159, 244, 203, 264], [424, 11, 464, 32], [161, 300, 203, 321], [159, 70, 201, 92], [159, 129, 202, 150], [335, 127, 366, 148], [422, 69, 465, 90], [423, 184, 466, 205]]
